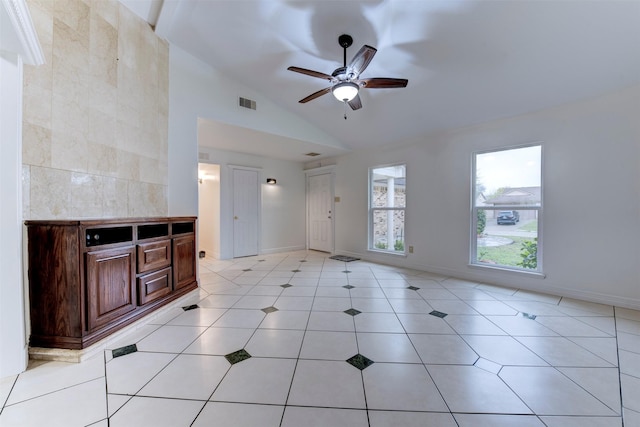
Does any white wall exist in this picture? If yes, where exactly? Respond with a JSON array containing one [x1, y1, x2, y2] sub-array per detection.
[[334, 86, 640, 309], [198, 147, 306, 259], [0, 51, 28, 377], [168, 46, 343, 217]]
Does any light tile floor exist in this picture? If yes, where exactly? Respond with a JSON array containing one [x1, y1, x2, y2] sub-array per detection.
[[1, 250, 639, 427]]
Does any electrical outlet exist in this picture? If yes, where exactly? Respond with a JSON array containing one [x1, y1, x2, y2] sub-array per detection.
[[408, 246, 414, 253]]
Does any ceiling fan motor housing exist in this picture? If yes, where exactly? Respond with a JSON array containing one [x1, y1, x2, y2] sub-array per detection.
[[338, 34, 353, 49], [332, 67, 351, 80]]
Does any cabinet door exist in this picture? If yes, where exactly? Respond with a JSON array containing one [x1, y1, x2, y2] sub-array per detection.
[[86, 246, 136, 331], [173, 234, 196, 290]]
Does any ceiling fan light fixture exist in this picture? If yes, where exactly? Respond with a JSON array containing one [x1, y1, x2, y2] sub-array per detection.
[[332, 81, 359, 102]]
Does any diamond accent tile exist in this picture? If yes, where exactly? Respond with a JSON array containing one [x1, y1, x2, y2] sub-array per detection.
[[344, 308, 362, 316], [225, 349, 252, 365], [258, 259, 266, 262], [182, 304, 199, 311], [346, 353, 375, 370], [280, 284, 293, 288], [522, 312, 537, 320], [112, 344, 137, 358], [407, 286, 420, 291], [292, 269, 302, 273], [242, 268, 252, 272], [342, 270, 352, 274], [262, 306, 279, 314], [299, 260, 307, 262], [429, 310, 448, 318], [343, 285, 355, 289]]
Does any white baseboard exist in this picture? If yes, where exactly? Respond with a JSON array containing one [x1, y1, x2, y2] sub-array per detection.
[[334, 250, 640, 311], [260, 245, 306, 255]]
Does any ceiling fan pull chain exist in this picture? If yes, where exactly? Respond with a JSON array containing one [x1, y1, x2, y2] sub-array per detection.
[[344, 101, 348, 120]]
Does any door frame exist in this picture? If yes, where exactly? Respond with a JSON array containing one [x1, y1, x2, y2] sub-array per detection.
[[305, 165, 336, 253], [229, 165, 262, 258]]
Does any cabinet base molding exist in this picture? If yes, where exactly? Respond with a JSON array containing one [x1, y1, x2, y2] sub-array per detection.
[[29, 287, 200, 363]]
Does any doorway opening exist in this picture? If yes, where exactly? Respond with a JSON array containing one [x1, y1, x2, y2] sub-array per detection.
[[197, 163, 221, 259]]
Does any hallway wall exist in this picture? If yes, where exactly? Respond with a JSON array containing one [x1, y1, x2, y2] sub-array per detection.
[[198, 147, 306, 259]]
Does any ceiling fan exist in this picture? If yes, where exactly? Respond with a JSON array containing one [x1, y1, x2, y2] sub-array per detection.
[[287, 34, 408, 114]]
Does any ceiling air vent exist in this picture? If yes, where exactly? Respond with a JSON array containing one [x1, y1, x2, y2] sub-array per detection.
[[305, 152, 321, 157], [198, 152, 210, 160], [239, 97, 256, 110]]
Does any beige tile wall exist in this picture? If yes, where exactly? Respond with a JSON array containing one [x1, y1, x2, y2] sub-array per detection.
[[22, 0, 169, 219]]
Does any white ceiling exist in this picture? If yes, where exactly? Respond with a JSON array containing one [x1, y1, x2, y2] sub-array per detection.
[[121, 0, 640, 161]]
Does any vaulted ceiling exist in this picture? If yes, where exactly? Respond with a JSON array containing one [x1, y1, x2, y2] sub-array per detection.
[[121, 0, 640, 159]]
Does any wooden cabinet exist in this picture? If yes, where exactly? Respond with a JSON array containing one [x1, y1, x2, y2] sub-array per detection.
[[26, 217, 198, 350]]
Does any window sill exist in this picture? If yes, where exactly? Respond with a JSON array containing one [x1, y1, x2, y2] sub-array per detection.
[[367, 249, 407, 258], [468, 262, 546, 279]]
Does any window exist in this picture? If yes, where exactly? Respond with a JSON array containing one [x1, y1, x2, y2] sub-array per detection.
[[369, 164, 406, 253], [472, 145, 542, 272]]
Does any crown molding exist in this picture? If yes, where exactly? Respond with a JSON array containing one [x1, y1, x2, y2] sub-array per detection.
[[1, 0, 44, 65]]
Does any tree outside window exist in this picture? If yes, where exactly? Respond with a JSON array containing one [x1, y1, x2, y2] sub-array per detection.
[[472, 145, 542, 272]]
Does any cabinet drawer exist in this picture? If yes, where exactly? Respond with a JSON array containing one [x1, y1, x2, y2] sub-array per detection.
[[138, 267, 172, 305], [137, 240, 171, 274]]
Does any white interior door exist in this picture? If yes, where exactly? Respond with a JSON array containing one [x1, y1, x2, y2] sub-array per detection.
[[233, 168, 259, 257], [308, 173, 333, 252]]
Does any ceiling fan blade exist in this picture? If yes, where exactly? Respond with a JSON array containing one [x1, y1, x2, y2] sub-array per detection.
[[361, 78, 408, 89], [347, 45, 377, 76], [348, 94, 362, 110], [287, 66, 333, 81], [299, 87, 332, 103]]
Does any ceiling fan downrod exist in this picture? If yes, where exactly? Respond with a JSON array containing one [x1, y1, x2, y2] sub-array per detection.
[[338, 34, 353, 68]]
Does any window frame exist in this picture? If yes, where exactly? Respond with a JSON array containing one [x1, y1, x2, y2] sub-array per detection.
[[470, 143, 544, 275], [368, 163, 407, 255]]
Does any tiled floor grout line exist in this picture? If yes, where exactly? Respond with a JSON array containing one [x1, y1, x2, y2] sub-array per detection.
[[275, 256, 314, 427], [102, 350, 111, 427], [613, 307, 628, 425], [0, 376, 17, 416]]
